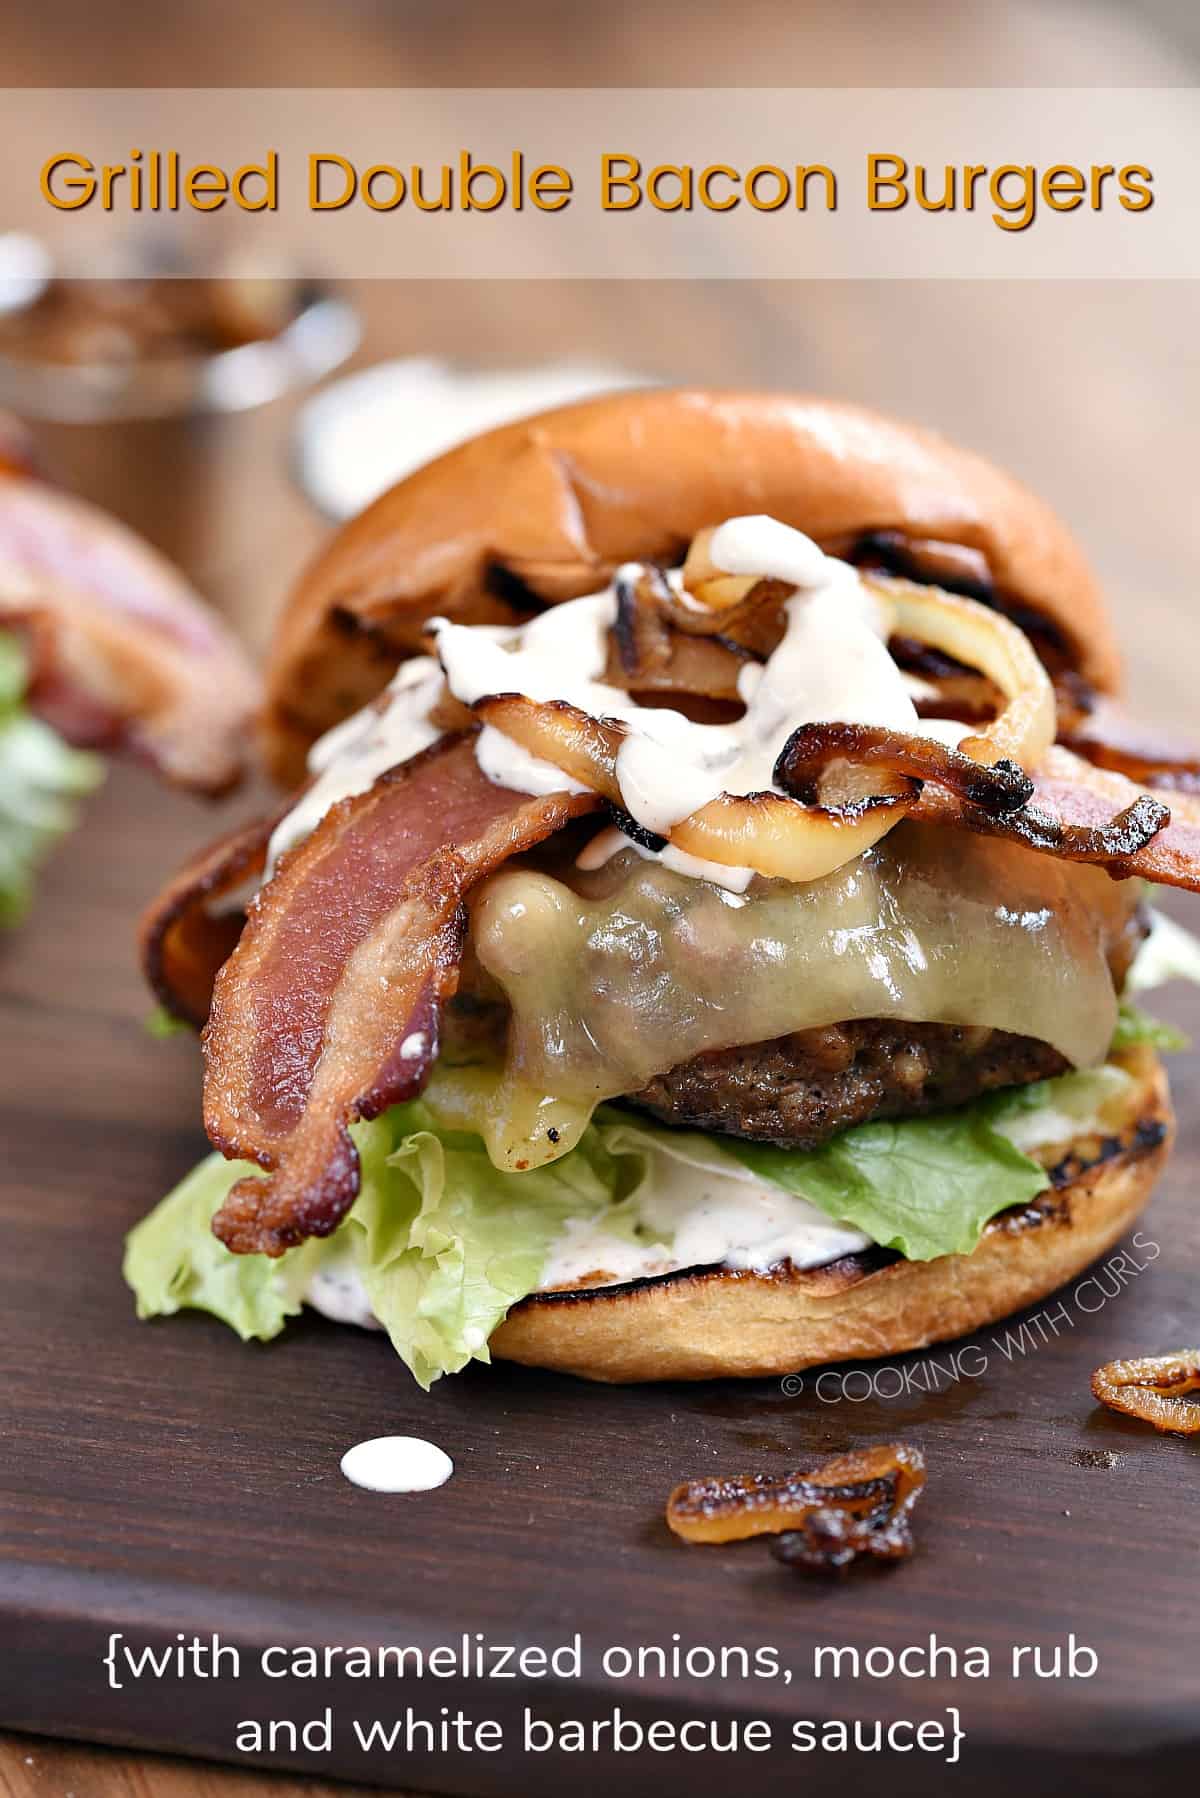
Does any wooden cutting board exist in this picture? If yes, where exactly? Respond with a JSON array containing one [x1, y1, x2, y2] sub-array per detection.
[[2, 763, 1198, 1798]]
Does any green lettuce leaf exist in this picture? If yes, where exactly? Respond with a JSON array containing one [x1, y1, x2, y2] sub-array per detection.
[[1111, 1000, 1188, 1054], [143, 1004, 191, 1040], [721, 1108, 1049, 1262], [346, 1100, 617, 1386], [123, 1149, 324, 1341], [125, 1094, 621, 1389], [721, 1062, 1143, 1261], [0, 631, 103, 925]]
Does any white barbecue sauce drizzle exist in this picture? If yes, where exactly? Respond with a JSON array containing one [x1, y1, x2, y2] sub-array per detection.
[[265, 515, 936, 894]]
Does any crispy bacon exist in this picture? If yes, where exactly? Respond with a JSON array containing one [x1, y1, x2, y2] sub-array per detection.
[[1060, 695, 1200, 794], [204, 734, 597, 1256], [770, 722, 1200, 889], [139, 811, 278, 1029], [911, 745, 1200, 888]]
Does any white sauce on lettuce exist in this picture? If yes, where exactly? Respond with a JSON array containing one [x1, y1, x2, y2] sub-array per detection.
[[539, 1143, 870, 1288], [265, 516, 942, 893], [305, 1150, 868, 1326], [301, 1067, 1133, 1342]]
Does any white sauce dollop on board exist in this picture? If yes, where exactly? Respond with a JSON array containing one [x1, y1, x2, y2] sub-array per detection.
[[340, 1436, 454, 1493]]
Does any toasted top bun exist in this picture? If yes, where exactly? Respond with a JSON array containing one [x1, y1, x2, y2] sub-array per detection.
[[491, 1046, 1170, 1382], [264, 388, 1119, 784]]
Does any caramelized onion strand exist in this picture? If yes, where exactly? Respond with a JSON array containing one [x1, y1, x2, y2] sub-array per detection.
[[774, 721, 1034, 817], [1091, 1352, 1200, 1435]]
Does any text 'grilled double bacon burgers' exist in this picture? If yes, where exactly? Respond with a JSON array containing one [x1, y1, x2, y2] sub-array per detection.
[[129, 391, 1200, 1387]]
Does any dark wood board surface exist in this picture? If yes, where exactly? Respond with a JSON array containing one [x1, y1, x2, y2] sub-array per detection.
[[2, 759, 1199, 1798]]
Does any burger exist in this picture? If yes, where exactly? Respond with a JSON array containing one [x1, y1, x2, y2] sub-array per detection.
[[127, 390, 1200, 1387], [0, 409, 258, 922]]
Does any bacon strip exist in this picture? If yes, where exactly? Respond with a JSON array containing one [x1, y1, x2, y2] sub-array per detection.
[[204, 734, 597, 1256], [139, 811, 278, 1028], [0, 478, 258, 793], [1060, 695, 1200, 794], [912, 744, 1200, 889]]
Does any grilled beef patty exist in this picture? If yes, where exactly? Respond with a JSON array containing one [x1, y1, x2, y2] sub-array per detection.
[[625, 1020, 1069, 1150]]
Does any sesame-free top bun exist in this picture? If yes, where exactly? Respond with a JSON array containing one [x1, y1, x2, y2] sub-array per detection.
[[264, 389, 1120, 784], [489, 1048, 1170, 1384]]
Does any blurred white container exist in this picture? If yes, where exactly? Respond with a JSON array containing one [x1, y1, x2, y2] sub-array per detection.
[[294, 356, 654, 522]]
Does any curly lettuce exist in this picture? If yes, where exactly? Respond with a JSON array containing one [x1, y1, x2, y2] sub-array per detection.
[[125, 1091, 624, 1389], [0, 631, 103, 925]]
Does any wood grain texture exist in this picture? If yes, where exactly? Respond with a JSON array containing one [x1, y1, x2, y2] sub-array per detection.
[[3, 749, 1200, 1798], [0, 1732, 395, 1797]]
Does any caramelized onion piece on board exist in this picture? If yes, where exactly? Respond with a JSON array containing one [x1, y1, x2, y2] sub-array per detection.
[[775, 721, 1034, 817], [1091, 1353, 1200, 1435], [205, 734, 597, 1255], [667, 1443, 926, 1573]]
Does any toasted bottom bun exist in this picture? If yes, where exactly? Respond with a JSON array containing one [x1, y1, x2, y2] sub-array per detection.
[[490, 1050, 1172, 1383]]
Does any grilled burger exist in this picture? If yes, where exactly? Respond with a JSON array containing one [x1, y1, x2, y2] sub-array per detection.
[[129, 390, 1200, 1386]]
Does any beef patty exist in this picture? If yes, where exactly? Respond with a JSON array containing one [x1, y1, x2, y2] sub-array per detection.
[[626, 1020, 1069, 1150]]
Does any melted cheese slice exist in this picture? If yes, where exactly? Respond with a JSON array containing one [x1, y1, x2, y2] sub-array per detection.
[[462, 824, 1129, 1171]]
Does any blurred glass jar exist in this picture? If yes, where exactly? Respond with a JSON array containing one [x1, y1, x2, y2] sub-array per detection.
[[0, 234, 359, 608]]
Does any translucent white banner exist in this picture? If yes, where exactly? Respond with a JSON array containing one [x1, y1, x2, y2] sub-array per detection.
[[2, 88, 1197, 278]]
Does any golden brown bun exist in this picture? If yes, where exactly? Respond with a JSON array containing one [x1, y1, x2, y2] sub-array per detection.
[[490, 1049, 1170, 1383], [264, 389, 1119, 785]]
